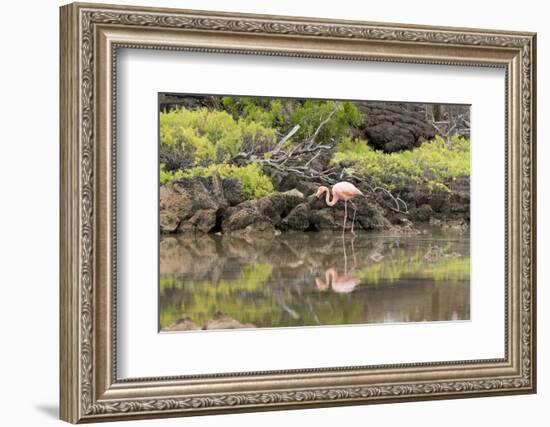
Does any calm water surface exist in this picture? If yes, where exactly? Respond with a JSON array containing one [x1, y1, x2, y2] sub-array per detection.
[[159, 229, 470, 331]]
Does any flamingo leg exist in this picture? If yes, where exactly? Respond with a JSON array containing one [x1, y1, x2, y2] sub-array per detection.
[[350, 200, 358, 236], [343, 200, 348, 236], [342, 233, 347, 274], [350, 233, 357, 266]]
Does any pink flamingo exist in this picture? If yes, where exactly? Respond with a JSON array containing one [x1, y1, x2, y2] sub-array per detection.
[[315, 182, 364, 235], [315, 268, 361, 294]]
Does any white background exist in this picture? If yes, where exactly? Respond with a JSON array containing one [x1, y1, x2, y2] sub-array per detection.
[[0, 0, 546, 426], [118, 50, 504, 377]]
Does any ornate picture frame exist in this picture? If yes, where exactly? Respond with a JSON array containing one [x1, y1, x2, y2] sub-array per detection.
[[60, 2, 536, 423]]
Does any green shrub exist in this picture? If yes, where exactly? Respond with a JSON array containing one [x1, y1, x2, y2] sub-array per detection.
[[160, 163, 184, 185], [160, 107, 276, 163], [289, 100, 362, 144], [221, 97, 362, 145], [222, 96, 286, 128], [331, 134, 470, 192], [160, 163, 274, 199]]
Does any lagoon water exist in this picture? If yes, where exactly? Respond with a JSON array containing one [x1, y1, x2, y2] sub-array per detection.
[[159, 228, 470, 331]]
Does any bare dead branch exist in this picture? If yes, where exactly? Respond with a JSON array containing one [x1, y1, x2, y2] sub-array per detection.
[[373, 186, 409, 213], [273, 124, 300, 154], [309, 104, 339, 145], [304, 150, 322, 168], [429, 108, 470, 146]]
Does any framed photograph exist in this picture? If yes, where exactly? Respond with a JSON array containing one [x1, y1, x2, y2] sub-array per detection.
[[59, 2, 537, 423]]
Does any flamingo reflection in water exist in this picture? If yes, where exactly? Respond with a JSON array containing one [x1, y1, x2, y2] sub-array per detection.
[[314, 234, 360, 294], [315, 268, 361, 294]]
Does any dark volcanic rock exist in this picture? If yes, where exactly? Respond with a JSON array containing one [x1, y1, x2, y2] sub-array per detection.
[[160, 176, 246, 234], [159, 186, 186, 233], [162, 317, 200, 332], [159, 178, 219, 233], [410, 204, 433, 222], [203, 312, 256, 330], [355, 200, 392, 230], [255, 195, 287, 223], [308, 193, 390, 231], [296, 181, 321, 197], [177, 209, 217, 233], [222, 206, 274, 234], [309, 208, 339, 230], [356, 102, 436, 152], [392, 175, 470, 223], [447, 176, 470, 219], [281, 203, 311, 231], [222, 178, 246, 206], [256, 189, 305, 223], [222, 189, 306, 233], [430, 217, 469, 233], [388, 218, 421, 235], [159, 93, 220, 111], [271, 173, 301, 192], [160, 173, 469, 235]]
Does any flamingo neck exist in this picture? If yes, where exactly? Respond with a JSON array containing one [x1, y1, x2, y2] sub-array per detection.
[[324, 187, 339, 206]]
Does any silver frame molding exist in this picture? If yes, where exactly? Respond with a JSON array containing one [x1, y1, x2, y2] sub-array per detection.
[[60, 2, 536, 423]]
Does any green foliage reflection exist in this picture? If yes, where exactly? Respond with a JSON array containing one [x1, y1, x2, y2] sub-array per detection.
[[159, 240, 470, 330]]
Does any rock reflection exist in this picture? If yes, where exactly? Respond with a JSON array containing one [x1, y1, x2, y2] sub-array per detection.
[[160, 229, 470, 331]]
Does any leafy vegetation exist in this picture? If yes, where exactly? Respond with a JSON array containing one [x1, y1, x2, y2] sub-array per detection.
[[159, 163, 183, 185], [222, 97, 361, 144], [160, 162, 274, 199], [159, 98, 469, 201], [160, 107, 276, 163], [160, 107, 278, 198], [288, 100, 362, 144], [222, 96, 286, 129], [331, 134, 470, 192], [159, 100, 362, 199]]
